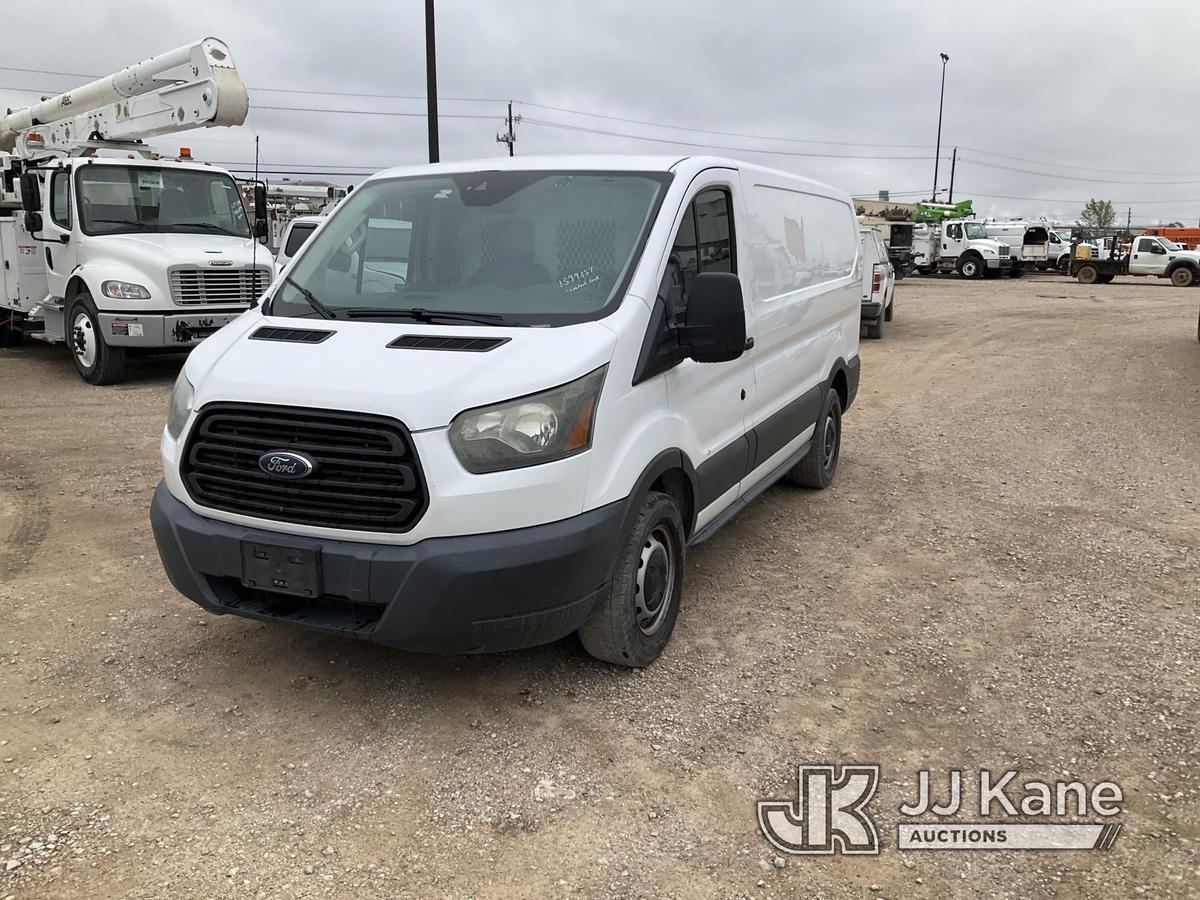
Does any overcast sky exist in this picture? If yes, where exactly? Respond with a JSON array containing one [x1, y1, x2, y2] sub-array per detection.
[[4, 1, 1199, 226]]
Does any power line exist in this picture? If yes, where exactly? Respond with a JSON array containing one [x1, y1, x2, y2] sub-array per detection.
[[521, 118, 940, 160], [958, 145, 1200, 178], [960, 157, 1200, 186], [252, 105, 497, 120]]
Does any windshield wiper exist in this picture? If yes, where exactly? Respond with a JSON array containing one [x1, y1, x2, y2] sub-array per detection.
[[89, 218, 145, 228], [278, 276, 339, 320], [172, 222, 244, 237], [344, 307, 509, 326]]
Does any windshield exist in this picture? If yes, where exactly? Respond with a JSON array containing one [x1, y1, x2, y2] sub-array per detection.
[[964, 222, 989, 240], [77, 165, 251, 238], [271, 170, 670, 325], [1161, 239, 1182, 251]]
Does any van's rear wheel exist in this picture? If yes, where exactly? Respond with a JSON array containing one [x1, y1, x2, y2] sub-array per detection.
[[68, 291, 127, 385], [578, 491, 685, 668], [1077, 265, 1099, 285], [1170, 266, 1196, 288], [784, 388, 842, 490]]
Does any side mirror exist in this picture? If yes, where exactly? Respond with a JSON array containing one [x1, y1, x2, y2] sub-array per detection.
[[23, 211, 42, 233], [19, 171, 40, 213], [678, 272, 746, 364], [253, 183, 269, 242]]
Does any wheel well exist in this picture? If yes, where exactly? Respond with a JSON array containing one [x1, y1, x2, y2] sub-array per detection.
[[830, 368, 848, 410], [650, 468, 694, 539], [64, 275, 89, 302]]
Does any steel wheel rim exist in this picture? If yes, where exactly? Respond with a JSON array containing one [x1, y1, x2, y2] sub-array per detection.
[[823, 412, 839, 469], [72, 312, 96, 368], [635, 524, 675, 636], [1174, 269, 1191, 286], [964, 261, 977, 277]]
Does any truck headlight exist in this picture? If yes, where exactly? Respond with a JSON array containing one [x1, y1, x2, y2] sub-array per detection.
[[166, 370, 194, 440], [449, 366, 606, 473], [979, 248, 996, 256], [101, 280, 151, 300]]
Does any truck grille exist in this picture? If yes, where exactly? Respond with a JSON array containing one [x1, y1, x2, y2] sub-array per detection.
[[998, 244, 1010, 256], [169, 267, 273, 305], [181, 403, 427, 533]]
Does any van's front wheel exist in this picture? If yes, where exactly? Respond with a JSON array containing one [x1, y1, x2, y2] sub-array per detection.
[[578, 491, 685, 668]]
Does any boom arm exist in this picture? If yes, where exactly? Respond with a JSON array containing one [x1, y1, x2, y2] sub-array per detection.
[[0, 37, 248, 157]]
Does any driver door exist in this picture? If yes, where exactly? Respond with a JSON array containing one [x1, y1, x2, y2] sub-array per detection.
[[942, 222, 964, 260], [41, 166, 79, 300], [1129, 237, 1164, 275]]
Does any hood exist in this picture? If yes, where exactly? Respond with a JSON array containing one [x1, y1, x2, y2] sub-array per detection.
[[188, 310, 618, 431], [93, 232, 269, 270]]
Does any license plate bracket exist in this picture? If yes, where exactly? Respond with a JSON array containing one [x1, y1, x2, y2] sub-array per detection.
[[240, 542, 320, 598]]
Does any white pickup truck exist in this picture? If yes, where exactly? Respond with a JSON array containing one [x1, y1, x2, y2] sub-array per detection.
[[1071, 235, 1200, 287]]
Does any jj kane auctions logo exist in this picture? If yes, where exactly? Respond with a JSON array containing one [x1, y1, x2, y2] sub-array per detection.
[[758, 765, 1124, 855]]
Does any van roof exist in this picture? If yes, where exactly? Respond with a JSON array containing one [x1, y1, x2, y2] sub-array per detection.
[[362, 154, 850, 200]]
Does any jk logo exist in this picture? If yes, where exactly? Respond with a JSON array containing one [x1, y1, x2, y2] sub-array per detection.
[[758, 764, 881, 855]]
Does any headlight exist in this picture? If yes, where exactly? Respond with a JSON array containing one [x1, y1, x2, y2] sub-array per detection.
[[979, 247, 996, 256], [166, 370, 194, 440], [101, 280, 151, 300], [449, 366, 606, 473]]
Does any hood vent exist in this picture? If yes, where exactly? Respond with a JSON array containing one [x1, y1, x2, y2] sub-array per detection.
[[387, 334, 509, 353], [250, 326, 335, 344]]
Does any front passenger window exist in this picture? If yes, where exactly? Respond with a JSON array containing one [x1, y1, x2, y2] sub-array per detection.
[[664, 188, 735, 325]]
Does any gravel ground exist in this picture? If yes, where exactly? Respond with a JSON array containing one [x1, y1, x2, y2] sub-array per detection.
[[1, 273, 1198, 899]]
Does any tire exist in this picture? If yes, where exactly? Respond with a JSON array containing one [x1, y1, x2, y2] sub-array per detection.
[[863, 313, 884, 340], [884, 296, 894, 322], [1077, 265, 1099, 285], [578, 491, 686, 668], [67, 291, 127, 385], [1170, 266, 1196, 288], [1009, 264, 1024, 279], [784, 388, 842, 490], [0, 318, 23, 348], [958, 255, 985, 279], [1097, 273, 1115, 284], [917, 266, 937, 276]]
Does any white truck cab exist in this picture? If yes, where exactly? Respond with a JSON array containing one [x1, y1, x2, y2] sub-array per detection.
[[0, 38, 272, 383], [151, 155, 863, 667], [912, 219, 1012, 278], [275, 214, 324, 268]]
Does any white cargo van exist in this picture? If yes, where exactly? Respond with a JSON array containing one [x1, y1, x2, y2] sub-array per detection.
[[151, 156, 862, 666]]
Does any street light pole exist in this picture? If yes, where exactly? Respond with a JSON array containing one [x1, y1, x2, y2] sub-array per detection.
[[932, 52, 949, 202], [425, 0, 439, 164]]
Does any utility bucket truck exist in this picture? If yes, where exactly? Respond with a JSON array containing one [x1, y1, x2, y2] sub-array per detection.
[[911, 219, 1012, 278], [0, 38, 273, 384]]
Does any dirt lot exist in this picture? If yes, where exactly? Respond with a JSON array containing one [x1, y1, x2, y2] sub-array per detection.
[[1, 274, 1198, 899]]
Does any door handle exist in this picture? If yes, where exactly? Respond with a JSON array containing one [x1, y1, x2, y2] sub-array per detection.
[[744, 337, 755, 350]]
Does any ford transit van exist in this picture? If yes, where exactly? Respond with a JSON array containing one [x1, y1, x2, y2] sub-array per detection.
[[150, 155, 861, 667]]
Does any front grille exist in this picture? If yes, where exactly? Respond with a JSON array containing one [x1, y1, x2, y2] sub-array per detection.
[[182, 403, 427, 533], [169, 267, 273, 305], [998, 244, 1010, 256]]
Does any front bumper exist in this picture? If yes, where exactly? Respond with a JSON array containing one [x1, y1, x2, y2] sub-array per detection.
[[99, 310, 247, 347], [986, 257, 1014, 270], [149, 483, 624, 653]]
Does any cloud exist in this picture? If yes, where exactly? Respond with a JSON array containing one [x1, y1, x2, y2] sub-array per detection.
[[2, 0, 1198, 225]]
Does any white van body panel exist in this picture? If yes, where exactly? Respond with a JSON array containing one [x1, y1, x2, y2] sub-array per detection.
[[161, 155, 859, 547]]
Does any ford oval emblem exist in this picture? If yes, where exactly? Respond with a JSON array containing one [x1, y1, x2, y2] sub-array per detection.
[[258, 450, 316, 479]]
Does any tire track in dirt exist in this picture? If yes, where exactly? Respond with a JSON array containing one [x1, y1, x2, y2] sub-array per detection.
[[0, 462, 50, 579]]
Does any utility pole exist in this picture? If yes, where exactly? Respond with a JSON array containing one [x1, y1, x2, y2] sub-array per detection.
[[496, 101, 521, 157], [932, 52, 949, 202], [425, 0, 439, 163], [1127, 207, 1132, 237], [948, 147, 958, 203]]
